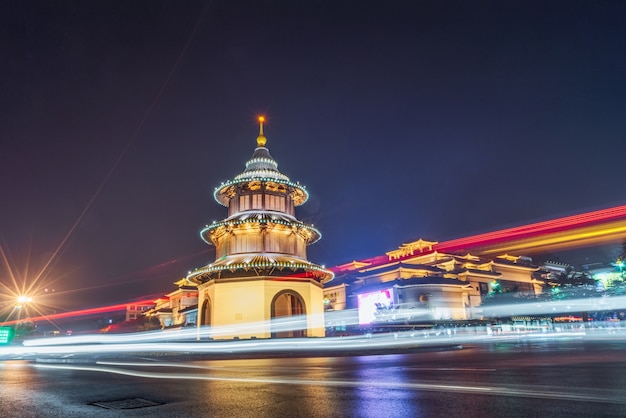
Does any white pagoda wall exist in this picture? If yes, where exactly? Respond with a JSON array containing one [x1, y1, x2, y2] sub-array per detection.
[[198, 277, 325, 339]]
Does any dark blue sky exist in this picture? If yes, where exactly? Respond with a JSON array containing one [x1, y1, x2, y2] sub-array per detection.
[[2, 1, 626, 308]]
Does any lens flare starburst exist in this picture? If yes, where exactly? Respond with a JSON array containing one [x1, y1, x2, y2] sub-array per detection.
[[0, 241, 64, 327]]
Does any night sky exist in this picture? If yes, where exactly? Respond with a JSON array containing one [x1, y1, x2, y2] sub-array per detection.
[[2, 1, 626, 309]]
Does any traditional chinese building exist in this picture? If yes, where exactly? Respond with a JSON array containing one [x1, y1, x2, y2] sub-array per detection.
[[186, 117, 333, 339], [324, 239, 542, 324], [146, 278, 198, 328]]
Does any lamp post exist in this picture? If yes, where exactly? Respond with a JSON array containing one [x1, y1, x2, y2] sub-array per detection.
[[15, 295, 33, 309], [13, 295, 36, 337], [14, 295, 34, 324]]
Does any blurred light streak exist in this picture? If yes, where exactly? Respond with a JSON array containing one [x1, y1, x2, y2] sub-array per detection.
[[6, 336, 451, 357], [479, 294, 626, 318], [0, 332, 606, 356], [18, 292, 626, 348], [30, 362, 626, 404], [0, 299, 154, 327], [1, 296, 622, 367], [0, 242, 21, 297], [44, 249, 213, 304], [21, 313, 328, 346], [4, 326, 626, 363], [332, 205, 626, 273], [435, 205, 626, 255]]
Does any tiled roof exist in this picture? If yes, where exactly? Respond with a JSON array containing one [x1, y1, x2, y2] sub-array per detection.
[[178, 304, 198, 314], [356, 262, 445, 277], [352, 276, 472, 294]]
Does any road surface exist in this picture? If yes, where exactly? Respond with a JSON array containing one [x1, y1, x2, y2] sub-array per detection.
[[2, 335, 626, 417]]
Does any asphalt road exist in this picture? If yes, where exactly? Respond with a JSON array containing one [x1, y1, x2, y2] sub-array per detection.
[[2, 336, 626, 417]]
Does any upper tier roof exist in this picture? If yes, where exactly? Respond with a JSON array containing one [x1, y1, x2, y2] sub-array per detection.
[[233, 146, 290, 182], [214, 118, 308, 206]]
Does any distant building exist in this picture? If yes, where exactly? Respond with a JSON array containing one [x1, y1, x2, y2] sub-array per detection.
[[146, 279, 198, 328], [584, 261, 623, 293], [325, 239, 542, 324], [539, 260, 570, 283], [125, 301, 154, 321], [185, 118, 333, 339]]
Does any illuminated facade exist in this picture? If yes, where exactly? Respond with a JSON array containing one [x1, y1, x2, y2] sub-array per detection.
[[324, 204, 626, 325], [186, 118, 333, 339], [146, 278, 198, 328], [325, 239, 542, 323]]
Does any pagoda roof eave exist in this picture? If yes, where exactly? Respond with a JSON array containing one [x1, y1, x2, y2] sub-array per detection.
[[187, 254, 334, 284], [213, 177, 309, 206], [200, 216, 322, 246]]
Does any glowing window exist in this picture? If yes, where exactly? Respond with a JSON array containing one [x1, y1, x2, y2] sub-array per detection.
[[266, 194, 286, 212], [252, 194, 263, 209], [232, 233, 262, 253], [239, 195, 250, 211]]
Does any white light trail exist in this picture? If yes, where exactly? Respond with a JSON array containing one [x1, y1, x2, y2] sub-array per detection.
[[20, 293, 625, 349], [31, 362, 626, 405], [6, 328, 626, 361], [1, 293, 622, 361], [479, 294, 626, 318]]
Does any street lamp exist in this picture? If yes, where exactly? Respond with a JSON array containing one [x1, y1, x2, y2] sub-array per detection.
[[15, 295, 33, 309]]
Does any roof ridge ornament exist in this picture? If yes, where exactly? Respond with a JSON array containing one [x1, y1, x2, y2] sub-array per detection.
[[257, 115, 267, 147]]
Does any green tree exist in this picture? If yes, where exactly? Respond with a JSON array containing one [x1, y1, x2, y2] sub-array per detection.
[[548, 267, 598, 325], [614, 239, 626, 284], [479, 281, 536, 319], [544, 267, 595, 300]]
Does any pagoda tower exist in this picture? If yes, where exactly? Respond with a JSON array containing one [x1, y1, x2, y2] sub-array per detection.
[[187, 117, 333, 339]]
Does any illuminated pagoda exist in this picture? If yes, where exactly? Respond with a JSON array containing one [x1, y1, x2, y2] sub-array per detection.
[[187, 117, 333, 339]]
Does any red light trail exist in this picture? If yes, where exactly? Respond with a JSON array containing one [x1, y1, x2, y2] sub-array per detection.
[[332, 204, 626, 273], [435, 204, 626, 253], [0, 299, 155, 326]]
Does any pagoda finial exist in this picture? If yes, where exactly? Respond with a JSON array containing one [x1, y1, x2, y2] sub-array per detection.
[[256, 116, 267, 147]]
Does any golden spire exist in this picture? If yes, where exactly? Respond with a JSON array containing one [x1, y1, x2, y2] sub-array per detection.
[[256, 115, 267, 147]]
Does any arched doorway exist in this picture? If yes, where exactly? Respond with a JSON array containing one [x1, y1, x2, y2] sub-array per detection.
[[271, 290, 306, 338], [200, 297, 211, 327]]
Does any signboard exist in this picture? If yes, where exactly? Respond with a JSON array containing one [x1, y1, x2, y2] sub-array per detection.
[[357, 289, 394, 325], [0, 327, 13, 344]]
